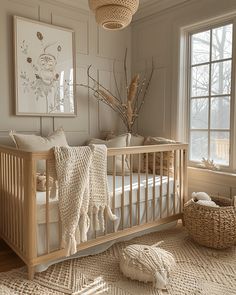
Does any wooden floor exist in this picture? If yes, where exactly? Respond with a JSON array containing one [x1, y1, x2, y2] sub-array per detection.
[[0, 239, 24, 273]]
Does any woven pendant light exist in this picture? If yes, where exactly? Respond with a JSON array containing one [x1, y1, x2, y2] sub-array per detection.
[[88, 0, 139, 30]]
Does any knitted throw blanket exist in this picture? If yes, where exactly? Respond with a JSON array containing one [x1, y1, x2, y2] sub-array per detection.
[[53, 145, 117, 256]]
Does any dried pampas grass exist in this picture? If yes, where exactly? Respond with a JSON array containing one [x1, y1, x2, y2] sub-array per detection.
[[79, 52, 154, 133], [128, 74, 139, 103], [98, 89, 119, 106]]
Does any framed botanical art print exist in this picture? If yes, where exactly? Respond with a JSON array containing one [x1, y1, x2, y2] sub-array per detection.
[[14, 16, 76, 116]]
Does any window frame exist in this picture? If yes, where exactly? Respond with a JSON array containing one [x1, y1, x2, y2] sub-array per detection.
[[178, 15, 236, 173]]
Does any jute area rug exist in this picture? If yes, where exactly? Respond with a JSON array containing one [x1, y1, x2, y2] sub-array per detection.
[[0, 226, 235, 295]]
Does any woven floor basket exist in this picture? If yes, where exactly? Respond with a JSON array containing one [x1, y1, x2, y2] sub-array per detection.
[[184, 196, 236, 249]]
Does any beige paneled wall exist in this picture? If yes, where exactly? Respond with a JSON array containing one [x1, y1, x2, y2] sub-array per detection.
[[0, 0, 131, 146], [132, 0, 236, 139]]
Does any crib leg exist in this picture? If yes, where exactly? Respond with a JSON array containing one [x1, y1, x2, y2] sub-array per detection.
[[28, 265, 35, 280]]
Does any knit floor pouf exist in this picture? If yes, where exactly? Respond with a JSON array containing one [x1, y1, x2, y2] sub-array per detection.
[[120, 243, 176, 290]]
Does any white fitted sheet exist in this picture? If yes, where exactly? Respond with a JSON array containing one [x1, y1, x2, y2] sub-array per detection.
[[36, 174, 175, 224]]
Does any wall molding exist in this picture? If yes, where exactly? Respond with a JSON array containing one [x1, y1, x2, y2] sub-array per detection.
[[39, 0, 89, 13], [41, 0, 192, 22], [134, 0, 192, 22]]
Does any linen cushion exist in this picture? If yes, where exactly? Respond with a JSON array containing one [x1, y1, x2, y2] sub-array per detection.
[[88, 133, 131, 175], [9, 128, 68, 151], [107, 133, 145, 172], [120, 243, 176, 290], [9, 128, 68, 172], [144, 136, 177, 176]]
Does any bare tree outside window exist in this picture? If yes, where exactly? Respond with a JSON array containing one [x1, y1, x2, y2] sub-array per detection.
[[189, 24, 233, 166]]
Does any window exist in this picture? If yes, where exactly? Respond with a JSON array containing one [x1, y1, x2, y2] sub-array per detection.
[[188, 23, 234, 168]]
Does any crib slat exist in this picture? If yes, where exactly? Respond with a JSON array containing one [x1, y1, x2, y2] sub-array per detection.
[[9, 155, 12, 242], [183, 149, 188, 211], [20, 158, 24, 253], [121, 154, 125, 230], [173, 150, 177, 215], [0, 154, 3, 234], [7, 155, 10, 240], [2, 154, 5, 235], [5, 154, 9, 237], [3, 154, 6, 231], [0, 154, 2, 233], [179, 150, 182, 214], [11, 155, 15, 244], [16, 158, 20, 249], [7, 154, 10, 239], [4, 154, 7, 235], [152, 152, 156, 221], [167, 152, 170, 217], [46, 160, 50, 254], [145, 153, 148, 223], [137, 154, 141, 225], [11, 156, 14, 245], [129, 154, 133, 228], [104, 206, 108, 236], [113, 156, 116, 232], [0, 154, 4, 234], [0, 154, 1, 233], [160, 152, 163, 218], [13, 156, 17, 246]]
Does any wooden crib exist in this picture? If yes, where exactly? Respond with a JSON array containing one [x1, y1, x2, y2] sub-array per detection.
[[0, 143, 188, 279]]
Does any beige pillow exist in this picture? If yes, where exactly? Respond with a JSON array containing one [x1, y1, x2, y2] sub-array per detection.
[[9, 128, 68, 172], [106, 133, 145, 172], [9, 128, 68, 151], [88, 133, 131, 175], [144, 136, 177, 176], [120, 243, 176, 290]]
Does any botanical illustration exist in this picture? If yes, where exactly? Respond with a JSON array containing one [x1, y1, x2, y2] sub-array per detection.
[[15, 17, 75, 115]]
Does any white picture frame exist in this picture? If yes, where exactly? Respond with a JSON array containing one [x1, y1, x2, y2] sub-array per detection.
[[14, 16, 76, 116]]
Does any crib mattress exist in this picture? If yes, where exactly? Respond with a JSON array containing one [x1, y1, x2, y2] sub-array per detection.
[[36, 173, 175, 224]]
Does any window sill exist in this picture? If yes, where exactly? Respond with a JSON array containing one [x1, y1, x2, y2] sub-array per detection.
[[188, 167, 236, 192], [188, 166, 236, 178]]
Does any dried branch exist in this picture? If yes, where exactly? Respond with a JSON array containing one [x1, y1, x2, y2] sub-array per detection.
[[133, 58, 154, 126], [134, 76, 146, 111], [78, 53, 154, 133], [79, 83, 128, 125], [87, 65, 121, 105], [113, 59, 122, 103], [124, 48, 129, 97]]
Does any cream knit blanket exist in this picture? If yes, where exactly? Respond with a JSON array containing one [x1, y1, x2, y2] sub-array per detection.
[[52, 145, 117, 256]]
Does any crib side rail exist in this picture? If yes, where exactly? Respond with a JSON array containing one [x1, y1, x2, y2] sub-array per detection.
[[107, 143, 188, 155], [0, 145, 38, 265]]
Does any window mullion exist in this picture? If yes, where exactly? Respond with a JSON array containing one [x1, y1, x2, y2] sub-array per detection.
[[208, 29, 213, 160], [230, 19, 236, 170]]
